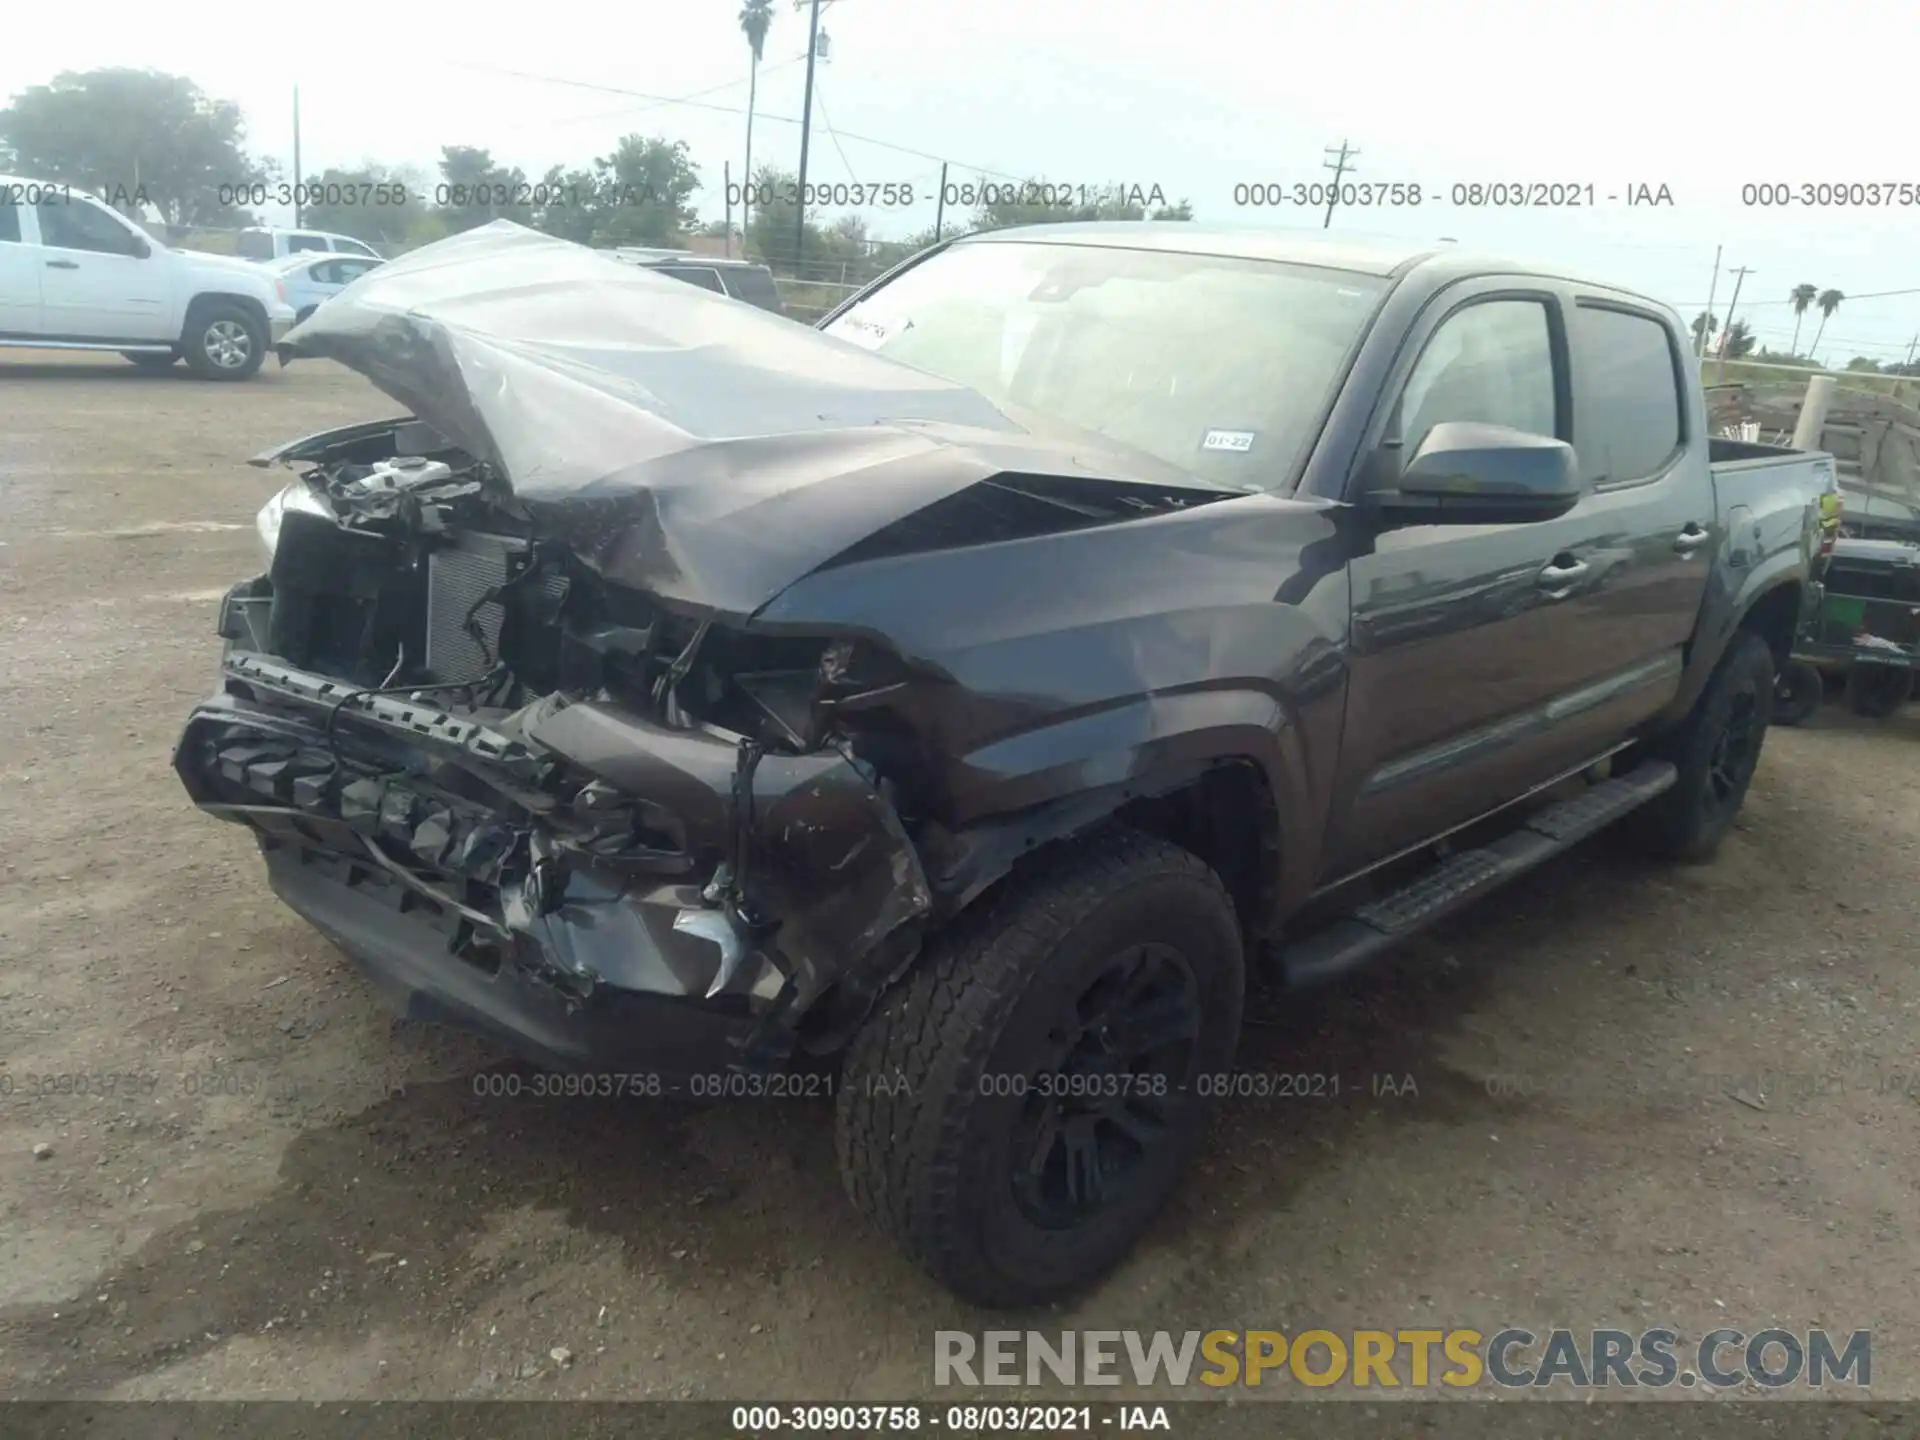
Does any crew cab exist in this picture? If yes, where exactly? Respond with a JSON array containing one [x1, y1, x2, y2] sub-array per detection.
[[0, 177, 297, 379], [174, 221, 1837, 1306]]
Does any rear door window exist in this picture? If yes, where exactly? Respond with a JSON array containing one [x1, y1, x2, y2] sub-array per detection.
[[0, 201, 19, 244], [1572, 304, 1686, 484], [655, 265, 726, 294], [723, 267, 784, 313], [287, 234, 331, 254], [236, 230, 276, 259]]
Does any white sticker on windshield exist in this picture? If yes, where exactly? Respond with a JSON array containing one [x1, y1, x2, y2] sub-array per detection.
[[835, 313, 906, 350], [1202, 429, 1256, 453]]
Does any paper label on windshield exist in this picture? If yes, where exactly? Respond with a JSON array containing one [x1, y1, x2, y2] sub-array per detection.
[[1202, 429, 1257, 453], [834, 313, 905, 350]]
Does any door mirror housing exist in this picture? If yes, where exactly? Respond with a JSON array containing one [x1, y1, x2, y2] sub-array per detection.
[[131, 238, 152, 259], [1369, 421, 1581, 524]]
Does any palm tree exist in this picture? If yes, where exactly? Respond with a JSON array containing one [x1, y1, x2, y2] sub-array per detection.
[[1788, 283, 1819, 356], [739, 0, 775, 250], [1809, 289, 1845, 363]]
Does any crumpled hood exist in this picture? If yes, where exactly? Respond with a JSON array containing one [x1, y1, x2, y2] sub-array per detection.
[[276, 220, 1244, 617]]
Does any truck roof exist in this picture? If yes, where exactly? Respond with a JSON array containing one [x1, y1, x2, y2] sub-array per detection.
[[961, 222, 1675, 315]]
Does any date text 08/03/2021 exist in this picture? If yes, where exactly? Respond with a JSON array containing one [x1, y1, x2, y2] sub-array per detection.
[[459, 1070, 1410, 1102], [212, 180, 684, 211], [1230, 180, 1675, 208], [729, 1404, 1170, 1434]]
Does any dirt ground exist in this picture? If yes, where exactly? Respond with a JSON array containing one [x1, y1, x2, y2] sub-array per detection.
[[1, 351, 1915, 1407]]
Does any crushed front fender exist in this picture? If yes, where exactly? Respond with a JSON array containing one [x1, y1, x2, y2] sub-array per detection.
[[176, 654, 933, 1075]]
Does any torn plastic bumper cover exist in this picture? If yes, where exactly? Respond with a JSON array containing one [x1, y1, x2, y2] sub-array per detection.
[[175, 642, 933, 1075]]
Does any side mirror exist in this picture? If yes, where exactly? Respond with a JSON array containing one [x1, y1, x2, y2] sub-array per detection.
[[131, 239, 152, 259], [1368, 421, 1581, 524]]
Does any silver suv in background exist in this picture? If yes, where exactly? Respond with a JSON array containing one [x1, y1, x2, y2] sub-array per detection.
[[606, 247, 786, 315], [237, 228, 384, 262]]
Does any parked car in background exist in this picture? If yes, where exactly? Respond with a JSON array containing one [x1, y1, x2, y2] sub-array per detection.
[[605, 246, 785, 314], [0, 177, 296, 379], [237, 227, 384, 262], [269, 251, 385, 324]]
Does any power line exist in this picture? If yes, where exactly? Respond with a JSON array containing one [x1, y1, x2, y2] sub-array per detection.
[[1672, 284, 1920, 309], [460, 61, 1031, 184], [549, 54, 809, 127], [815, 89, 860, 186]]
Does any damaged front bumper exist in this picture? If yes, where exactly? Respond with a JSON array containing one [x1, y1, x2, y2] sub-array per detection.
[[174, 608, 932, 1077]]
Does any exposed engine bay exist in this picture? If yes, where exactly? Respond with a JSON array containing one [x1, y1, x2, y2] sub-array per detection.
[[178, 421, 948, 1072]]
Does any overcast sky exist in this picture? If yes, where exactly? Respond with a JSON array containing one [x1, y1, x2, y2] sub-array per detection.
[[9, 0, 1918, 361]]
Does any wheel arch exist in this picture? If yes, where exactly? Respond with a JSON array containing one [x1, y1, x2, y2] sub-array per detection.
[[915, 693, 1304, 942], [182, 291, 270, 343]]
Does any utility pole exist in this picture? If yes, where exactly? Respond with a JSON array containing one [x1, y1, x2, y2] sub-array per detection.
[[793, 0, 824, 272], [1697, 245, 1722, 360], [933, 161, 948, 242], [292, 86, 303, 228], [1322, 140, 1357, 229], [1715, 265, 1754, 384]]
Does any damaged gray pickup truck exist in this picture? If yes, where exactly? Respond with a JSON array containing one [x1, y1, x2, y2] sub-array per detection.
[[176, 220, 1837, 1306]]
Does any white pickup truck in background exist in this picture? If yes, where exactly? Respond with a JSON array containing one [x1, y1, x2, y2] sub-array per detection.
[[0, 177, 297, 380]]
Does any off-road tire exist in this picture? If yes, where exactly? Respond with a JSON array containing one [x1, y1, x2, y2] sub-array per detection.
[[182, 301, 267, 380], [122, 351, 178, 371], [1628, 631, 1774, 861], [835, 827, 1244, 1308], [1845, 662, 1911, 718], [1771, 658, 1823, 727]]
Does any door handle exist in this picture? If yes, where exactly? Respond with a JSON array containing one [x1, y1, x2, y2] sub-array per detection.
[[45, 259, 80, 270], [1673, 524, 1711, 554], [1537, 558, 1589, 590]]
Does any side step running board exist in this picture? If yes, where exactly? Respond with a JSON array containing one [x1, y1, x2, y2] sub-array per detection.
[[1279, 761, 1677, 989]]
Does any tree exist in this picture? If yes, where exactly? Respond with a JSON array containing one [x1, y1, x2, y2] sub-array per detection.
[[1690, 311, 1719, 350], [1788, 283, 1819, 355], [1722, 318, 1757, 359], [746, 164, 810, 269], [0, 68, 271, 227], [299, 164, 424, 248], [1809, 289, 1845, 361], [434, 146, 531, 233], [1845, 357, 1883, 373], [739, 0, 775, 243], [578, 135, 702, 247]]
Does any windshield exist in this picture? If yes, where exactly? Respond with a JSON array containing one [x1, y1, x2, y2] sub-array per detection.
[[823, 239, 1386, 490]]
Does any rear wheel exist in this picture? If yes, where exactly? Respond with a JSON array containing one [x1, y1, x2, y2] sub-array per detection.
[[1771, 658, 1824, 727], [122, 351, 178, 371], [182, 302, 266, 380], [1846, 662, 1911, 718], [1628, 631, 1774, 861], [835, 828, 1244, 1307]]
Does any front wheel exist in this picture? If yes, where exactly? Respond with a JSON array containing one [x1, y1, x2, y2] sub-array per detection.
[[835, 828, 1244, 1307], [182, 302, 267, 380], [1628, 631, 1774, 862]]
